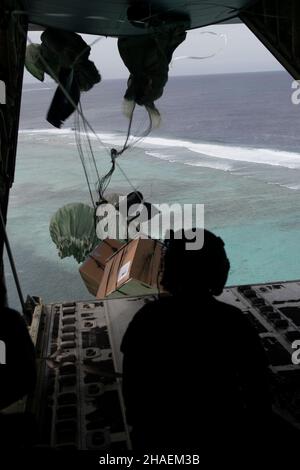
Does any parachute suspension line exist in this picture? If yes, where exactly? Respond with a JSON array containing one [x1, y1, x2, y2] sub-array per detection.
[[114, 160, 144, 203], [129, 111, 149, 145], [171, 31, 227, 65], [75, 98, 146, 205], [74, 109, 96, 208], [130, 106, 153, 149], [76, 98, 152, 203], [78, 100, 101, 185], [97, 102, 136, 201], [99, 101, 156, 201], [119, 98, 155, 157], [14, 17, 151, 203], [74, 99, 145, 205], [124, 103, 154, 153], [95, 103, 158, 202], [75, 111, 93, 184], [97, 148, 117, 201], [118, 99, 136, 155], [20, 20, 148, 164], [15, 20, 111, 159]]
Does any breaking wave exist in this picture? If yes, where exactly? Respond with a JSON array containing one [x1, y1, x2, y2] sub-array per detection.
[[19, 128, 300, 171]]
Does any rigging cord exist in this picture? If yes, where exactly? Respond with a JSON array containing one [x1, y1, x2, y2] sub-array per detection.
[[74, 98, 148, 204], [97, 100, 136, 200], [74, 107, 96, 208], [73, 93, 153, 204], [103, 106, 154, 203], [11, 12, 161, 207], [18, 23, 111, 156], [171, 30, 228, 64], [78, 101, 101, 188], [75, 100, 102, 203], [13, 18, 147, 204]]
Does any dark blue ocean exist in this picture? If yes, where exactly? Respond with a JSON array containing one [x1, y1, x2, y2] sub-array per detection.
[[5, 71, 300, 309]]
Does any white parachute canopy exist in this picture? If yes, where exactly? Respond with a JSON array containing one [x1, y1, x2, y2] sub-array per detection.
[[49, 202, 98, 263]]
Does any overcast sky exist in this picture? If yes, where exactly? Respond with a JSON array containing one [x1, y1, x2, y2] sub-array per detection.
[[24, 24, 283, 83]]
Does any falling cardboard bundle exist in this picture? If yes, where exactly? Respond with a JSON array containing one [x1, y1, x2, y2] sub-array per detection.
[[97, 238, 165, 298], [79, 239, 124, 296]]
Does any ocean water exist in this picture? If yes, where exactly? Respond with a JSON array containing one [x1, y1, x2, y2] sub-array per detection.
[[5, 71, 300, 309]]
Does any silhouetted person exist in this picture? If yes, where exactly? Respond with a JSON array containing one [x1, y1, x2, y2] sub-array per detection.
[[0, 280, 36, 447], [121, 229, 272, 460]]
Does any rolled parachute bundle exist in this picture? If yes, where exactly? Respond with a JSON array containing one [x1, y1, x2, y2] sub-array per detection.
[[49, 203, 98, 263], [25, 43, 45, 81], [118, 19, 188, 125], [25, 28, 101, 91], [25, 28, 101, 127]]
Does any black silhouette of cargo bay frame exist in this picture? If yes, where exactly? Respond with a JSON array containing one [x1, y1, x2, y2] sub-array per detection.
[[25, 0, 255, 36]]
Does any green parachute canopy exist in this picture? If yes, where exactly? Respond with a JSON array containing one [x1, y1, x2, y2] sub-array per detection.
[[50, 203, 98, 263]]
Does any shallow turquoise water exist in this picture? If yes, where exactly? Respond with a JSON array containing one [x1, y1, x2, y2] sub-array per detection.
[[5, 130, 300, 310]]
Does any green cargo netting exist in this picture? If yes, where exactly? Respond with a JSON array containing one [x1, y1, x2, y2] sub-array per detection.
[[49, 203, 98, 263]]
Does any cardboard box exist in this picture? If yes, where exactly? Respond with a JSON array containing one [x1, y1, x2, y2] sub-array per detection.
[[79, 239, 124, 296], [97, 238, 165, 298]]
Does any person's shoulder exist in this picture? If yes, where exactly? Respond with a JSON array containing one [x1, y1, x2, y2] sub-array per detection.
[[129, 296, 172, 327], [120, 296, 172, 352], [212, 297, 253, 328], [141, 295, 173, 312], [0, 306, 23, 321], [212, 297, 242, 315], [0, 307, 27, 336], [213, 297, 263, 343]]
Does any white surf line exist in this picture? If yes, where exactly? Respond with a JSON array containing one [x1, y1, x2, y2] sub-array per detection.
[[17, 128, 300, 170]]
